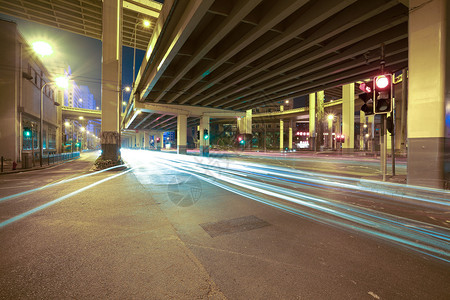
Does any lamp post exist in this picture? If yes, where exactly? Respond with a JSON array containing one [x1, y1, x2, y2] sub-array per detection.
[[133, 20, 151, 87], [122, 86, 130, 113], [40, 77, 69, 166]]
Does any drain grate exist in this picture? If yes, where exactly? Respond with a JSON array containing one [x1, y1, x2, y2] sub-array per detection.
[[200, 215, 271, 238]]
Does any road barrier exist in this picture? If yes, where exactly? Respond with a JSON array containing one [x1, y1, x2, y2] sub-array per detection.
[[1, 152, 80, 172]]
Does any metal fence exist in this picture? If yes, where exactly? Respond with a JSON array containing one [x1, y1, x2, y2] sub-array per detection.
[[1, 152, 80, 173]]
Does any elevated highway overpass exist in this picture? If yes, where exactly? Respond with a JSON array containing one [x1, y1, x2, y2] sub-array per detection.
[[2, 0, 449, 188]]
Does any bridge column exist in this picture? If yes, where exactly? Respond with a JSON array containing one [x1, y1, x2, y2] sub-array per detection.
[[143, 131, 149, 149], [408, 0, 450, 188], [342, 83, 355, 152], [327, 115, 333, 150], [100, 0, 122, 162], [199, 115, 210, 156], [316, 91, 325, 151], [279, 106, 284, 151], [177, 114, 187, 154], [288, 120, 293, 150], [360, 111, 366, 151], [309, 93, 316, 150]]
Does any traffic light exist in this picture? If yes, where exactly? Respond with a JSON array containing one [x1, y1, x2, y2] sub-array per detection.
[[203, 129, 209, 140], [156, 137, 160, 143], [238, 135, 245, 145], [336, 134, 345, 143], [374, 74, 393, 114], [358, 81, 374, 115], [197, 131, 200, 139], [76, 142, 81, 147], [23, 127, 32, 137]]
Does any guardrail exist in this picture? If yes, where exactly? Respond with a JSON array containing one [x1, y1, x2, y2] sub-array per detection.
[[1, 152, 80, 172]]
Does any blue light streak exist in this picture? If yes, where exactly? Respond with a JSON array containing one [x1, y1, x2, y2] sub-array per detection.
[[120, 150, 449, 263], [0, 168, 133, 228], [0, 164, 129, 203]]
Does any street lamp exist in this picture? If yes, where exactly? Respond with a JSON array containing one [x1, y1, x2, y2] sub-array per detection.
[[133, 20, 151, 86], [40, 76, 69, 166], [32, 41, 53, 57], [122, 86, 130, 112]]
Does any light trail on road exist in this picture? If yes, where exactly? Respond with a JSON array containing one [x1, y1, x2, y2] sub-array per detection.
[[122, 149, 450, 263], [0, 166, 133, 228], [0, 164, 128, 203]]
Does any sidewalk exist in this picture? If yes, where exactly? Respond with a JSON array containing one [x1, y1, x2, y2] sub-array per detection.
[[0, 153, 80, 175]]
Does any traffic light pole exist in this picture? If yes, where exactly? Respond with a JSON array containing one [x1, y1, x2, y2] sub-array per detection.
[[380, 115, 387, 181], [379, 43, 388, 181]]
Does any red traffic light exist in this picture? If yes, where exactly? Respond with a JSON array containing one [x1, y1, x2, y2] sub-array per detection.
[[375, 75, 389, 89], [156, 137, 160, 142], [359, 82, 371, 93]]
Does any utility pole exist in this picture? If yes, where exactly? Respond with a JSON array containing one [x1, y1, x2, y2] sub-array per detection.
[[380, 44, 388, 181]]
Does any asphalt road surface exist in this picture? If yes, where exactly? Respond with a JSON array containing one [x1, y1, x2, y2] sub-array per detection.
[[0, 150, 448, 299]]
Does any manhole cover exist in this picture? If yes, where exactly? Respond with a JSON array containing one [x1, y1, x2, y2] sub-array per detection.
[[200, 215, 271, 238]]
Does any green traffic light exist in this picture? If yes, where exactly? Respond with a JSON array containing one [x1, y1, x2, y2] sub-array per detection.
[[24, 128, 32, 137], [204, 134, 209, 140]]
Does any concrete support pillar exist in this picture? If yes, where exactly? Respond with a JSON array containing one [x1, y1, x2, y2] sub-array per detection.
[[327, 116, 333, 150], [100, 0, 122, 161], [316, 91, 325, 151], [199, 115, 210, 156], [342, 83, 355, 152], [309, 93, 316, 150], [288, 120, 293, 150], [360, 111, 366, 151], [143, 131, 149, 149], [336, 115, 341, 150], [279, 105, 284, 151], [408, 0, 450, 188], [177, 114, 187, 154], [237, 118, 244, 133], [245, 109, 252, 134], [399, 68, 408, 154]]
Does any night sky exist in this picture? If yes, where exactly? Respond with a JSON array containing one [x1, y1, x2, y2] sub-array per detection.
[[0, 13, 145, 107]]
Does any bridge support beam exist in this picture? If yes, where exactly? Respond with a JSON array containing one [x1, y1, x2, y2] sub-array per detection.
[[316, 91, 325, 151], [100, 0, 122, 162], [309, 93, 316, 150], [279, 105, 284, 151], [177, 114, 187, 154], [199, 115, 210, 157], [289, 120, 293, 150], [342, 83, 355, 152], [360, 111, 366, 151], [408, 0, 450, 188]]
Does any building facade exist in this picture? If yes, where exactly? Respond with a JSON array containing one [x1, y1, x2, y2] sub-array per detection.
[[0, 19, 63, 163]]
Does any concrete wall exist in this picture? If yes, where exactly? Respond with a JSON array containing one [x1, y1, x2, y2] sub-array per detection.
[[0, 20, 18, 161]]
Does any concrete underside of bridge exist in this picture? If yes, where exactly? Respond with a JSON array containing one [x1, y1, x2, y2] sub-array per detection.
[[2, 0, 448, 187]]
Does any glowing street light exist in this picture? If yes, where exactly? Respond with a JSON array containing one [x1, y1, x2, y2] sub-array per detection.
[[133, 20, 151, 86], [122, 86, 131, 113], [32, 41, 53, 57], [79, 116, 84, 120], [327, 114, 335, 121]]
